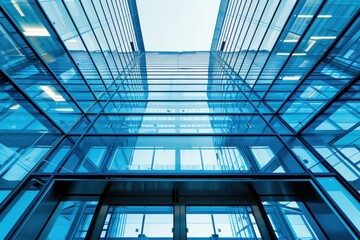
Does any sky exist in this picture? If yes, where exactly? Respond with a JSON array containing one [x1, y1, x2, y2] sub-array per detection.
[[137, 0, 220, 52]]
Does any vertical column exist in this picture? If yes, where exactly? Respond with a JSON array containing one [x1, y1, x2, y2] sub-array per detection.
[[174, 205, 187, 240]]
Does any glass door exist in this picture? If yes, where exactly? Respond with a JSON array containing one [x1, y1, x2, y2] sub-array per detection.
[[100, 206, 173, 239], [185, 206, 262, 239]]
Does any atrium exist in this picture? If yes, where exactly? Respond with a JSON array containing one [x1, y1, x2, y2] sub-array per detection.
[[0, 0, 359, 239]]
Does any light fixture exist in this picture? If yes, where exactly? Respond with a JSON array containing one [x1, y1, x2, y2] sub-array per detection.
[[40, 86, 66, 102], [54, 108, 74, 112], [23, 28, 50, 37], [283, 39, 298, 43], [297, 15, 313, 18], [310, 36, 336, 40], [10, 104, 20, 110], [292, 53, 306, 56], [317, 15, 332, 18], [11, 0, 25, 17], [276, 52, 290, 56], [282, 76, 301, 81], [297, 14, 332, 19]]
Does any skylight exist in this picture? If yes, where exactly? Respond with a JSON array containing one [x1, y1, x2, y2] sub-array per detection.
[[137, 0, 220, 52]]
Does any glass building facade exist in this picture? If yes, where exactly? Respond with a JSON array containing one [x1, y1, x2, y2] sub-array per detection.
[[0, 0, 359, 239]]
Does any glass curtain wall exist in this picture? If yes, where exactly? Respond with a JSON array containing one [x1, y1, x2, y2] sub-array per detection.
[[0, 0, 359, 239]]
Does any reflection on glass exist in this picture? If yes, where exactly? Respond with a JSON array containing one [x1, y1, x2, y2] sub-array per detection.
[[284, 137, 328, 173], [40, 200, 98, 239], [186, 206, 261, 239], [262, 200, 324, 239], [0, 180, 40, 239], [101, 206, 173, 239], [59, 136, 304, 174], [317, 177, 360, 231]]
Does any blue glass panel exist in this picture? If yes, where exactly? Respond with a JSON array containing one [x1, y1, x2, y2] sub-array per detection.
[[41, 199, 98, 239], [262, 200, 325, 239], [59, 136, 304, 174], [317, 177, 360, 231], [101, 206, 173, 239], [186, 206, 261, 239], [0, 181, 39, 239]]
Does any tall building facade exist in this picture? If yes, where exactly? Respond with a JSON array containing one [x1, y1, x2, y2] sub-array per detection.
[[0, 0, 359, 239]]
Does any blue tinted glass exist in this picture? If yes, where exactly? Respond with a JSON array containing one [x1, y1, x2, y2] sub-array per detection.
[[0, 181, 39, 239], [59, 136, 304, 174], [41, 200, 98, 239], [101, 206, 173, 239], [317, 177, 360, 231]]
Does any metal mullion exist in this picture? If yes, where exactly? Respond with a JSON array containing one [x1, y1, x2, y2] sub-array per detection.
[[328, 121, 360, 147], [174, 204, 186, 240], [311, 177, 360, 237], [106, 0, 132, 65], [86, 183, 111, 240], [117, 0, 136, 50], [249, 189, 277, 239], [61, 0, 109, 90], [260, 0, 331, 102], [116, 0, 136, 63], [92, 0, 126, 72], [222, 0, 247, 58], [211, 53, 309, 174], [1, 8, 86, 115], [273, 9, 360, 115], [5, 178, 56, 240], [36, 2, 98, 101], [229, 0, 261, 72], [218, 0, 241, 57], [80, 133, 280, 137], [0, 82, 63, 136], [297, 134, 360, 204], [298, 75, 360, 134], [236, 0, 272, 74], [224, 0, 251, 61], [121, 0, 138, 50], [332, 144, 360, 178], [92, 99, 277, 102], [238, 0, 283, 81], [31, 135, 73, 174], [224, 0, 253, 69], [217, 0, 237, 53], [110, 0, 132, 52], [82, 0, 121, 77], [296, 200, 337, 239], [65, 201, 88, 239], [50, 86, 118, 174], [0, 132, 64, 212], [250, 1, 300, 91], [0, 71, 65, 134], [122, 0, 140, 51], [51, 53, 144, 174], [101, 0, 129, 67], [78, 1, 118, 82]]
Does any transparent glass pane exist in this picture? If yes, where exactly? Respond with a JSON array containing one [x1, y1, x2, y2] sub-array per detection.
[[42, 200, 98, 240], [262, 200, 324, 239], [186, 206, 261, 239], [101, 206, 173, 239]]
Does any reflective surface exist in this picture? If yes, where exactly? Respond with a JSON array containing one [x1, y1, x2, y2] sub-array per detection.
[[0, 0, 359, 239], [39, 200, 98, 239], [186, 206, 261, 239], [40, 136, 304, 174], [262, 200, 325, 239], [101, 206, 173, 239]]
